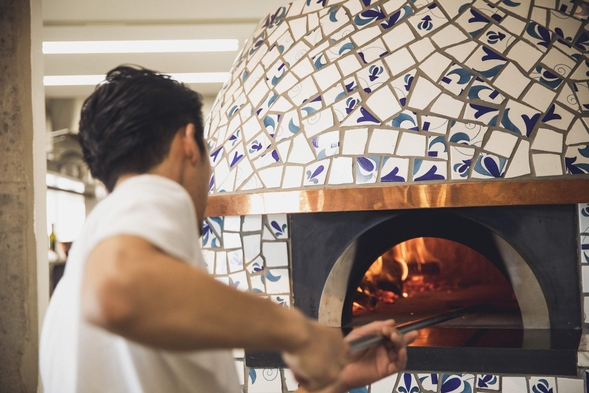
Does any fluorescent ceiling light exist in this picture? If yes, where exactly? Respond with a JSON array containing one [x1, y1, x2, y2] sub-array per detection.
[[43, 39, 239, 54], [44, 72, 230, 86]]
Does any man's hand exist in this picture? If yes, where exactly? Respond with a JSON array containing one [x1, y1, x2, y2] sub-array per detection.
[[282, 321, 349, 392], [294, 320, 419, 393]]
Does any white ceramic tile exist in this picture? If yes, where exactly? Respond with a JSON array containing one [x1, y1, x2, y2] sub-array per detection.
[[419, 52, 453, 82], [257, 161, 283, 186], [557, 377, 584, 393], [574, 82, 589, 112], [337, 54, 363, 76], [223, 232, 242, 249], [312, 130, 340, 159], [276, 141, 291, 164], [342, 128, 368, 154], [585, 296, 589, 322], [542, 47, 576, 77], [444, 41, 478, 62], [215, 251, 228, 275], [302, 108, 334, 138], [321, 7, 350, 36], [384, 47, 416, 76], [366, 85, 402, 121], [530, 6, 548, 25], [265, 268, 291, 294], [371, 374, 399, 393], [288, 76, 318, 106], [303, 159, 329, 185], [291, 56, 315, 79], [409, 38, 435, 62], [531, 128, 563, 153], [522, 82, 557, 112], [380, 157, 409, 182], [493, 62, 531, 99], [368, 129, 400, 154], [262, 241, 288, 268], [224, 216, 241, 232], [505, 140, 531, 178], [532, 153, 563, 176], [382, 22, 416, 52], [242, 116, 263, 143], [242, 215, 262, 232], [227, 249, 244, 273], [356, 156, 381, 184], [557, 83, 580, 111], [243, 234, 261, 263], [417, 374, 439, 391], [430, 94, 465, 119], [288, 134, 315, 164], [357, 37, 389, 64], [351, 25, 381, 47], [407, 76, 441, 110], [232, 348, 245, 358], [234, 360, 245, 385], [250, 274, 266, 293], [322, 84, 345, 107], [228, 270, 248, 292], [283, 369, 299, 392], [313, 63, 342, 91], [248, 368, 282, 393], [328, 156, 354, 184], [397, 132, 427, 156], [484, 130, 519, 157], [240, 174, 264, 191], [431, 24, 469, 48], [282, 165, 304, 189], [502, 376, 527, 393], [288, 17, 308, 41]]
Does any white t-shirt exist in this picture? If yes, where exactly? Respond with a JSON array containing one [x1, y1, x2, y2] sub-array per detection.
[[40, 174, 240, 393]]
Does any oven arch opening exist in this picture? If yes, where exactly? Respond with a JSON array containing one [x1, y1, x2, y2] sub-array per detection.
[[317, 212, 549, 331]]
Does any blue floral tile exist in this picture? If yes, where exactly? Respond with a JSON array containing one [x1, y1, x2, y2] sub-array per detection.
[[271, 295, 290, 308], [573, 82, 589, 112], [333, 93, 362, 123], [440, 64, 475, 95], [248, 368, 282, 393], [480, 25, 515, 53], [467, 77, 505, 104], [580, 204, 589, 233], [558, 82, 582, 112], [246, 256, 264, 275], [357, 60, 390, 93], [412, 158, 447, 181], [472, 0, 506, 21], [250, 274, 266, 293], [340, 105, 382, 126], [300, 95, 324, 118], [581, 234, 589, 264], [549, 10, 583, 43], [456, 7, 491, 37], [472, 152, 507, 178], [356, 156, 381, 183], [228, 271, 249, 292], [203, 217, 223, 249], [565, 144, 589, 174], [391, 110, 419, 130], [523, 21, 553, 52], [440, 374, 475, 393], [530, 377, 556, 393], [303, 159, 330, 185], [408, 3, 449, 37], [420, 115, 449, 134], [353, 4, 387, 29], [449, 121, 489, 147], [267, 214, 288, 238], [380, 157, 409, 182], [464, 45, 507, 80], [264, 268, 291, 294], [321, 5, 351, 36], [427, 135, 448, 159], [498, 0, 532, 18], [312, 130, 340, 159], [357, 38, 389, 64], [418, 373, 439, 391], [391, 70, 417, 107], [381, 3, 414, 30], [476, 374, 500, 390], [500, 100, 541, 137], [463, 102, 500, 126], [450, 145, 475, 179], [530, 65, 564, 90], [396, 373, 419, 393]]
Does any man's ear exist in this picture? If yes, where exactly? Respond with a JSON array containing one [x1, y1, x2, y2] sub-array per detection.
[[182, 123, 201, 165]]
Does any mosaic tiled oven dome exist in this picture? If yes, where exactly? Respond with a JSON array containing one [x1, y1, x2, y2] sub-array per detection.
[[204, 0, 589, 194]]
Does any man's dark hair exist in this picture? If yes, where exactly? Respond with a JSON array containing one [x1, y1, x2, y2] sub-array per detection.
[[78, 65, 206, 192]]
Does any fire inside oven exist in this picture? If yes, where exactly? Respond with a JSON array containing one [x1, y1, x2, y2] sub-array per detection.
[[350, 237, 522, 347]]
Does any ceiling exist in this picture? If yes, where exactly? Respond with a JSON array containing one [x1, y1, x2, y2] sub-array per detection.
[[42, 0, 292, 100]]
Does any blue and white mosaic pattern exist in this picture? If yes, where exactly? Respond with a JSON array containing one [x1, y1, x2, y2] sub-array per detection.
[[205, 0, 589, 194]]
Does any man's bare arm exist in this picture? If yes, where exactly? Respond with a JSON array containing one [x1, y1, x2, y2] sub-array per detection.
[[81, 235, 347, 391]]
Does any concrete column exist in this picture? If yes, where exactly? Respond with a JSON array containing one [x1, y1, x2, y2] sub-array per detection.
[[0, 0, 45, 391]]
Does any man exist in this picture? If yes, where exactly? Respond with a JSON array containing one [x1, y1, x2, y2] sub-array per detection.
[[40, 65, 418, 392]]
